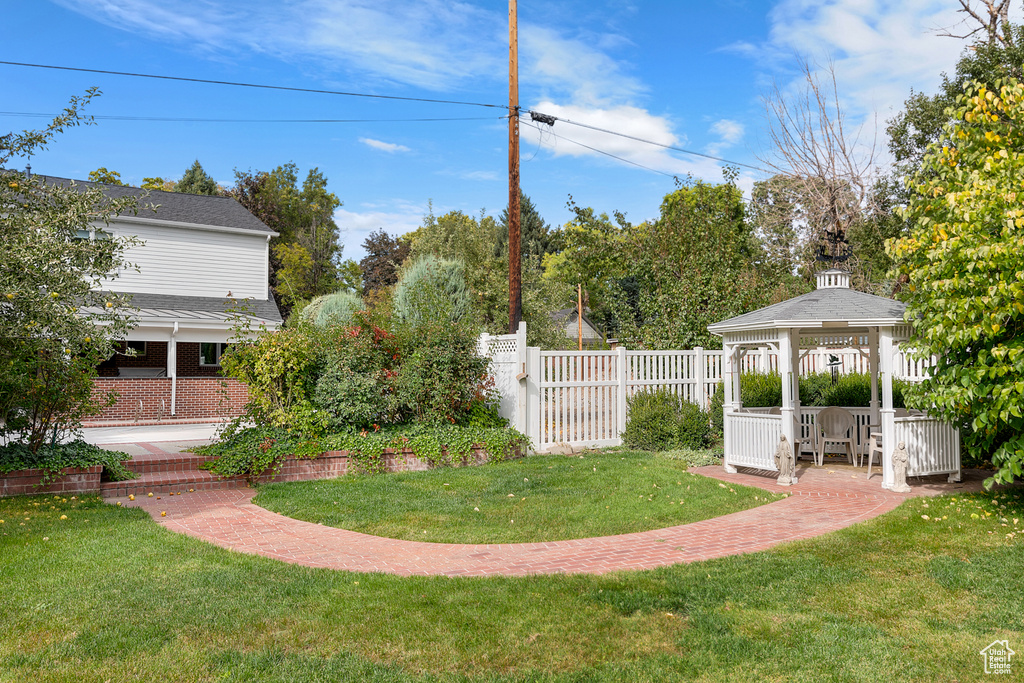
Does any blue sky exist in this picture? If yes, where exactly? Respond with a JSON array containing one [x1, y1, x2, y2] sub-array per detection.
[[0, 1, 999, 260]]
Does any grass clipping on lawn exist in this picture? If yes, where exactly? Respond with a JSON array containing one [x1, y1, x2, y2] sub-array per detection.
[[252, 449, 775, 543]]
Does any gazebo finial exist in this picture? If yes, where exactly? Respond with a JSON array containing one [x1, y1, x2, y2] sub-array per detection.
[[815, 269, 851, 290]]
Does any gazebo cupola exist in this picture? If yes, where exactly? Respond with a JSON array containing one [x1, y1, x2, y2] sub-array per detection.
[[707, 270, 961, 490]]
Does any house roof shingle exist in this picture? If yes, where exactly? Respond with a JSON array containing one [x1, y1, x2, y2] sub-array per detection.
[[42, 175, 276, 235]]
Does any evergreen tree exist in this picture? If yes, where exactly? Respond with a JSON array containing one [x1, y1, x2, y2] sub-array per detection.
[[176, 160, 219, 195], [496, 190, 551, 258]]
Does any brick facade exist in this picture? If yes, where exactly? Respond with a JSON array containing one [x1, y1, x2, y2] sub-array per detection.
[[96, 342, 224, 378], [89, 377, 248, 422], [176, 342, 224, 377]]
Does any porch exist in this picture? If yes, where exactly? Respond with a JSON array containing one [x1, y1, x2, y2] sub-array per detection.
[[84, 291, 280, 424]]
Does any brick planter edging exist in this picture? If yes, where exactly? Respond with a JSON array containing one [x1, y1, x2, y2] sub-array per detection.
[[0, 465, 104, 498], [254, 445, 506, 484]]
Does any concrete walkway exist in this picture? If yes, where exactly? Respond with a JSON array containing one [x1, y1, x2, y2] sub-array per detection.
[[110, 462, 991, 577], [82, 422, 222, 446]]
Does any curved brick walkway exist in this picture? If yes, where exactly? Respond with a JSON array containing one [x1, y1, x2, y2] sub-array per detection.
[[110, 464, 989, 576]]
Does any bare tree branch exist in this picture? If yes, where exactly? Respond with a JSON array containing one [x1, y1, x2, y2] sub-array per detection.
[[936, 0, 1011, 45], [757, 60, 879, 273]]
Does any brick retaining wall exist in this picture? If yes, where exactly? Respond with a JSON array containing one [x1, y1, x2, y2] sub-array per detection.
[[89, 378, 248, 422], [2, 446, 507, 498], [267, 446, 491, 482], [0, 466, 103, 497]]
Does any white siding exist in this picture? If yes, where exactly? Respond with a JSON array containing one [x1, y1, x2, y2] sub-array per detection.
[[101, 221, 269, 299]]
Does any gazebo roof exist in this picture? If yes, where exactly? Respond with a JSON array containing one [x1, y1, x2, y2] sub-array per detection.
[[708, 269, 906, 334]]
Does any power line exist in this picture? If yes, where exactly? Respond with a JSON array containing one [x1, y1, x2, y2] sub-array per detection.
[[522, 120, 678, 178], [529, 110, 768, 173], [0, 111, 501, 124], [0, 61, 507, 110]]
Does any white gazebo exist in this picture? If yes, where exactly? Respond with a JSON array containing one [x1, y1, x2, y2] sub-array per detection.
[[707, 269, 961, 489]]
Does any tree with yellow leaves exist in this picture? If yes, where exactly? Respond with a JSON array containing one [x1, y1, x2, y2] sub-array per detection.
[[889, 79, 1024, 486]]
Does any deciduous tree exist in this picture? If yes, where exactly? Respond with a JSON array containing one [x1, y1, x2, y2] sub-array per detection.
[[360, 229, 411, 294], [87, 167, 124, 185], [1, 90, 140, 450], [888, 79, 1024, 486]]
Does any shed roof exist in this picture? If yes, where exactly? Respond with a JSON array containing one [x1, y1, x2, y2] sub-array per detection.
[[41, 175, 276, 235], [83, 291, 283, 327]]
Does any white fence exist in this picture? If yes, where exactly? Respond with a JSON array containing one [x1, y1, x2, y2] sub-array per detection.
[[480, 327, 935, 454]]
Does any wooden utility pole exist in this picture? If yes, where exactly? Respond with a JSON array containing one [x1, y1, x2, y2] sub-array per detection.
[[507, 0, 522, 334], [577, 284, 583, 351]]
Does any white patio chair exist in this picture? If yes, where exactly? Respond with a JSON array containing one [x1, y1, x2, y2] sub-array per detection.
[[815, 407, 857, 467]]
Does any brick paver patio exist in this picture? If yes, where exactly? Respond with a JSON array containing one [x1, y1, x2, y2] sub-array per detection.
[[109, 454, 993, 576]]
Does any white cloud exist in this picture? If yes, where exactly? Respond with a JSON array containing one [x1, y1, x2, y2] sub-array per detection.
[[520, 25, 644, 106], [748, 0, 1024, 139], [710, 119, 744, 145], [359, 137, 411, 153], [54, 0, 502, 89], [335, 203, 425, 261], [58, 0, 725, 182], [707, 119, 745, 155], [522, 101, 729, 181]]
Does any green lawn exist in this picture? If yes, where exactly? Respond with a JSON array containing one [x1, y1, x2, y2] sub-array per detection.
[[252, 450, 779, 543], [0, 478, 1021, 681]]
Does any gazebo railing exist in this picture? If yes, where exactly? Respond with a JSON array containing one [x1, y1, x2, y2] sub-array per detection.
[[896, 416, 960, 478], [725, 412, 782, 470], [724, 409, 961, 480]]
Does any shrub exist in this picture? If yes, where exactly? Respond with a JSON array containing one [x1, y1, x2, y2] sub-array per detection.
[[392, 255, 472, 330], [798, 372, 834, 406], [314, 311, 401, 429], [709, 384, 724, 436], [741, 372, 782, 407], [394, 320, 492, 424], [623, 388, 713, 451], [301, 291, 364, 328], [708, 372, 911, 434], [220, 325, 326, 433]]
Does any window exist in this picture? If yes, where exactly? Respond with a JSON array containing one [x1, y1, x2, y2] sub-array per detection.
[[73, 228, 112, 240], [199, 342, 229, 367], [124, 341, 147, 357]]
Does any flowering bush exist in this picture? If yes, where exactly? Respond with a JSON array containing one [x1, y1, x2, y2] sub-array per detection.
[[314, 310, 402, 429], [394, 319, 493, 424]]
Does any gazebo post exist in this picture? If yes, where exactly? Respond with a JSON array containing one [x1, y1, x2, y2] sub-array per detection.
[[779, 328, 797, 457], [879, 326, 896, 490], [868, 326, 880, 428], [722, 339, 738, 474], [790, 327, 802, 455]]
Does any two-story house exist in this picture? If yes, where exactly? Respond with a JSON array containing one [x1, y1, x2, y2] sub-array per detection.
[[55, 177, 283, 424]]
